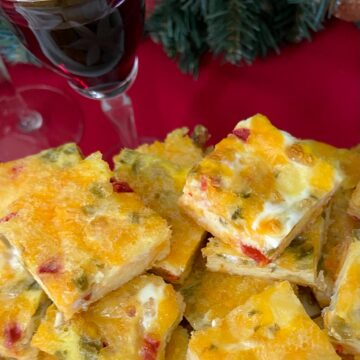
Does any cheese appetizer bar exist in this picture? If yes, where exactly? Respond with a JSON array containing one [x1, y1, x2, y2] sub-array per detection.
[[0, 240, 49, 360], [0, 143, 83, 218], [180, 114, 342, 263], [299, 142, 360, 306], [114, 140, 206, 283], [32, 274, 184, 360], [136, 126, 207, 170], [348, 181, 360, 219], [323, 238, 360, 355], [165, 326, 189, 360], [0, 151, 171, 320], [180, 255, 274, 330], [188, 281, 340, 360], [303, 141, 360, 192], [203, 213, 327, 288], [315, 189, 359, 306]]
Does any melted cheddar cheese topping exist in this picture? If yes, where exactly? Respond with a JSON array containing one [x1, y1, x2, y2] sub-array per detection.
[[113, 129, 206, 283], [180, 255, 274, 330], [188, 281, 340, 359], [0, 148, 171, 319], [136, 127, 205, 170], [0, 143, 82, 219], [32, 274, 184, 360], [180, 114, 342, 259]]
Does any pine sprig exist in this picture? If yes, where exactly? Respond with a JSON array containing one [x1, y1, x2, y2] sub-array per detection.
[[286, 0, 329, 42], [147, 0, 334, 74], [146, 0, 208, 75], [205, 0, 261, 64]]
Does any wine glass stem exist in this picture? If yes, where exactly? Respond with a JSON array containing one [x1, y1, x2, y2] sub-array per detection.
[[101, 92, 139, 149], [0, 57, 43, 132]]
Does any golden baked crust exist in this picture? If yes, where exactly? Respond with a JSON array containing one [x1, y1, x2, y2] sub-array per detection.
[[180, 255, 274, 330], [180, 114, 342, 262], [32, 274, 184, 360], [188, 281, 340, 359], [203, 213, 327, 288], [113, 129, 206, 283], [0, 150, 171, 320]]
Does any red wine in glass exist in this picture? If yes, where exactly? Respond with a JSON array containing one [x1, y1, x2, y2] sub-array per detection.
[[1, 0, 144, 98]]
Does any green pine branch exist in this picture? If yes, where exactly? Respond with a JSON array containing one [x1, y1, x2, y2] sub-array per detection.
[[147, 0, 334, 75], [146, 0, 208, 75]]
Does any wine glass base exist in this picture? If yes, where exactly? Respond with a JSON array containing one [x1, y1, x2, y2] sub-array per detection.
[[0, 85, 84, 162]]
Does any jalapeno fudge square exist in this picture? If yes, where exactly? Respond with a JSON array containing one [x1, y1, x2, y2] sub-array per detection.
[[0, 151, 171, 320], [113, 128, 206, 283], [188, 281, 340, 360], [180, 114, 343, 263], [32, 274, 184, 360]]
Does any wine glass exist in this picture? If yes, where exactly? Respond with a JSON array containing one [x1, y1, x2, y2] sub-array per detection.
[[0, 55, 84, 161], [0, 0, 144, 159]]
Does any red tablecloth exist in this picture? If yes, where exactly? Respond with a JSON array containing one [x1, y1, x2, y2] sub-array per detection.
[[8, 19, 360, 158]]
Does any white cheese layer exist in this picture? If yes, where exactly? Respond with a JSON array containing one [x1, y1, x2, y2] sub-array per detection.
[[138, 283, 165, 331]]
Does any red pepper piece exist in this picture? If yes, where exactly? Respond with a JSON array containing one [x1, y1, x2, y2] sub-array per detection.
[[335, 344, 344, 354], [232, 128, 250, 142], [38, 258, 62, 274], [4, 323, 22, 348], [110, 178, 134, 193], [164, 273, 180, 283], [141, 335, 160, 360], [200, 176, 207, 191], [0, 212, 17, 223], [10, 165, 24, 179], [126, 306, 137, 317], [83, 292, 92, 301], [241, 244, 270, 266]]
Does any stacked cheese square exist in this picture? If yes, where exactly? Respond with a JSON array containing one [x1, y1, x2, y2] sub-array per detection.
[[178, 115, 360, 359], [0, 134, 198, 359], [0, 115, 359, 360]]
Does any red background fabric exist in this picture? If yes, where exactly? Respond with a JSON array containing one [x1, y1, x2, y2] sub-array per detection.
[[7, 19, 360, 159]]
